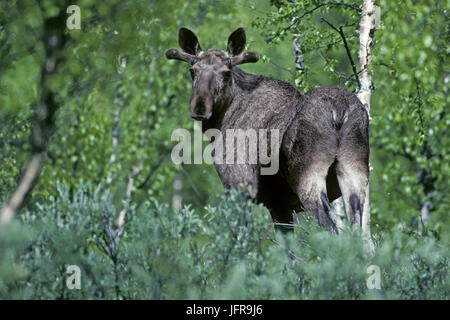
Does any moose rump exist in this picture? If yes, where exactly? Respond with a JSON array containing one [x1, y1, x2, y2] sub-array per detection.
[[279, 86, 370, 231]]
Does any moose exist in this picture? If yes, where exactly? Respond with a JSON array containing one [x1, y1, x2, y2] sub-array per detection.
[[166, 27, 369, 232]]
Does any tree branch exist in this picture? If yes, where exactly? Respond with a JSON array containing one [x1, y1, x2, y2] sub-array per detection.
[[321, 17, 361, 90], [414, 80, 426, 139], [137, 152, 171, 189], [289, 1, 306, 81], [266, 2, 361, 43]]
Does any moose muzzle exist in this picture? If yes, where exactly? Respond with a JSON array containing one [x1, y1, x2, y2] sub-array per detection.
[[189, 71, 214, 120], [189, 92, 213, 120]]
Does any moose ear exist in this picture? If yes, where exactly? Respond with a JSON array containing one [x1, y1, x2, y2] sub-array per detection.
[[178, 28, 202, 55], [227, 27, 246, 56]]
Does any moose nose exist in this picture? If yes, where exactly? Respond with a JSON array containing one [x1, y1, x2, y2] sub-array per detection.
[[191, 114, 206, 121], [190, 112, 212, 121], [189, 94, 213, 120]]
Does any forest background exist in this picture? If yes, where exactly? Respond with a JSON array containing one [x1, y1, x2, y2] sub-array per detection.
[[0, 0, 448, 299]]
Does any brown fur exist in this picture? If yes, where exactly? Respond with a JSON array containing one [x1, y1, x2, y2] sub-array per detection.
[[166, 28, 369, 232]]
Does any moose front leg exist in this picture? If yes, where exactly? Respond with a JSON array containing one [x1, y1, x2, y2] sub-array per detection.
[[217, 164, 298, 233], [215, 163, 259, 198]]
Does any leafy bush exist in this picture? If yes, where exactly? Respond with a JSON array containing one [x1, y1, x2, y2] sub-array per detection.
[[0, 184, 448, 299]]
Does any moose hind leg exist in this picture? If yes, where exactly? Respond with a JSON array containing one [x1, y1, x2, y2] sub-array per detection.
[[336, 106, 369, 227], [336, 160, 368, 226], [283, 117, 339, 231], [296, 166, 337, 232]]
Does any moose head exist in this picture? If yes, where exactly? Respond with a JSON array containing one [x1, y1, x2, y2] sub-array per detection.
[[165, 27, 259, 120]]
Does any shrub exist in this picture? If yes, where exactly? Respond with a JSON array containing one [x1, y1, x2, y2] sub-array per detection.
[[0, 184, 448, 299]]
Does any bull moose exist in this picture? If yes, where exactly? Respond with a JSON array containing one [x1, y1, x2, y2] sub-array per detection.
[[166, 27, 369, 232]]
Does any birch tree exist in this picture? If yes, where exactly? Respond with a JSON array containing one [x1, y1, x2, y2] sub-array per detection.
[[277, 1, 377, 236], [0, 3, 69, 227], [357, 0, 378, 250]]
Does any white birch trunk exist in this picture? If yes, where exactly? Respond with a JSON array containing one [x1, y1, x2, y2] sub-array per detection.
[[116, 160, 141, 237], [172, 172, 183, 211], [357, 0, 377, 251], [330, 198, 347, 233], [0, 154, 44, 226], [291, 17, 306, 78], [0, 8, 66, 227], [105, 58, 127, 188]]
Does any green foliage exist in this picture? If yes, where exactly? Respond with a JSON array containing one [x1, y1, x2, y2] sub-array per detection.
[[370, 0, 449, 240], [0, 0, 448, 300], [1, 185, 448, 299], [253, 0, 362, 91], [253, 0, 449, 241], [0, 0, 241, 211]]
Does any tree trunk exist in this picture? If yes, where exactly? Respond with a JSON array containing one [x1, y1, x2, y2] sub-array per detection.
[[105, 58, 127, 188], [0, 7, 67, 227], [357, 0, 377, 250], [116, 161, 140, 237], [291, 17, 306, 80], [331, 198, 347, 233], [172, 171, 183, 211]]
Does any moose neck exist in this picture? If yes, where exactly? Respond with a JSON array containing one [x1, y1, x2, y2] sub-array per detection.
[[201, 67, 264, 132]]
